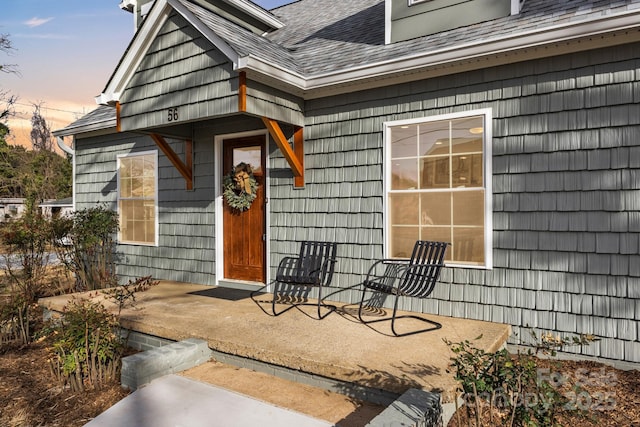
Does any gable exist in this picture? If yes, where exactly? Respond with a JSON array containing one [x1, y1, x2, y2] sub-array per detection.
[[119, 12, 239, 132]]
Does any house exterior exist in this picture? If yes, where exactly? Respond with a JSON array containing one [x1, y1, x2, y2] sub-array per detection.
[[0, 198, 27, 222], [53, 0, 640, 364], [39, 197, 74, 219]]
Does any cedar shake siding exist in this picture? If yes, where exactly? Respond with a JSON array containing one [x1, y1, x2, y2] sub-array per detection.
[[269, 42, 640, 362], [75, 132, 217, 285]]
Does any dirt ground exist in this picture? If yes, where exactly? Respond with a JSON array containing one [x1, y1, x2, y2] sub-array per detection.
[[447, 357, 640, 426], [0, 339, 383, 427], [0, 341, 130, 427], [2, 337, 640, 426]]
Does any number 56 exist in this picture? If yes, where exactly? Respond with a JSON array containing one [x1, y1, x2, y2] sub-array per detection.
[[167, 108, 179, 122]]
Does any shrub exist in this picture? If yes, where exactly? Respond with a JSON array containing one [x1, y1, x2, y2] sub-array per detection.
[[48, 297, 123, 392], [52, 205, 119, 291], [445, 331, 597, 427], [0, 209, 51, 344], [48, 276, 158, 391], [102, 275, 158, 317]]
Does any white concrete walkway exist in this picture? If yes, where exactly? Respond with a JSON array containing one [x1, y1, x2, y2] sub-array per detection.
[[84, 375, 332, 427]]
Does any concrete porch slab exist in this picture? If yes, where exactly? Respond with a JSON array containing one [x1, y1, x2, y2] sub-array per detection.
[[40, 281, 511, 403]]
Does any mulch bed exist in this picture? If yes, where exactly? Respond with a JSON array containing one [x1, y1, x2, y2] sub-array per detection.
[[448, 358, 640, 426], [0, 341, 130, 427]]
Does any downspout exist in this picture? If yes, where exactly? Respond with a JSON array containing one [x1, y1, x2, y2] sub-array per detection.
[[57, 136, 76, 211]]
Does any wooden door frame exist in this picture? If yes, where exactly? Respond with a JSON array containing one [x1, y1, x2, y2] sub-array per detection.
[[214, 130, 270, 287]]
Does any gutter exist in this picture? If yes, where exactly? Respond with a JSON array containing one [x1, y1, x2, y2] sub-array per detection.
[[56, 136, 74, 156]]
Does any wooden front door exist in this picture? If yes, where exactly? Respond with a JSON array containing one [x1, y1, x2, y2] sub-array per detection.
[[223, 136, 266, 282]]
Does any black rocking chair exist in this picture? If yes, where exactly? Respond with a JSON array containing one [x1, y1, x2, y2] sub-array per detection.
[[251, 241, 338, 319], [358, 240, 449, 336]]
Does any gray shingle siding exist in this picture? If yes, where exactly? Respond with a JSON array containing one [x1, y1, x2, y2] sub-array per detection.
[[246, 80, 304, 126], [69, 10, 640, 364], [270, 41, 640, 363], [75, 132, 216, 285], [120, 12, 238, 131], [119, 10, 305, 133]]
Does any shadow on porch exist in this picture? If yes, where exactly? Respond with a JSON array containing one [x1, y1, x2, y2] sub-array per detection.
[[40, 281, 511, 404]]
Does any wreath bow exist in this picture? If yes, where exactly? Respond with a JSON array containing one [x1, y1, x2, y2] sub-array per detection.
[[234, 169, 252, 194], [223, 162, 258, 211]]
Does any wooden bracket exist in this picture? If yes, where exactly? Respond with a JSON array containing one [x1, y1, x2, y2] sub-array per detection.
[[116, 101, 122, 132], [150, 133, 193, 190], [261, 117, 304, 188], [238, 71, 247, 112], [293, 126, 304, 188]]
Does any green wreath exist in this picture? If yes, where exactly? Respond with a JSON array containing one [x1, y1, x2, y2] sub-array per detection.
[[223, 162, 258, 211]]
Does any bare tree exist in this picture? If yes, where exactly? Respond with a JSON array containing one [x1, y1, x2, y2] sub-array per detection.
[[30, 103, 54, 151], [0, 90, 16, 124], [0, 34, 18, 124], [0, 33, 18, 75]]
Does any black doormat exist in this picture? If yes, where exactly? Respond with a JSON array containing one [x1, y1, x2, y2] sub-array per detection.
[[188, 287, 252, 301]]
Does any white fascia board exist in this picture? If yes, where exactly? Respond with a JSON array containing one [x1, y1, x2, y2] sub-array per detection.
[[168, 0, 239, 65], [240, 9, 640, 97], [236, 55, 305, 88], [222, 0, 284, 29], [97, 0, 173, 105], [52, 120, 117, 138], [94, 92, 121, 105]]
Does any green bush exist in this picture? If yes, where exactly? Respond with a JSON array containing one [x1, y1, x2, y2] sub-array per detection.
[[445, 332, 597, 427], [49, 297, 123, 392], [52, 205, 119, 291], [48, 276, 158, 391], [0, 209, 51, 344]]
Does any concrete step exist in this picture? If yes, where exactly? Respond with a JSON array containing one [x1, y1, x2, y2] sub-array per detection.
[[121, 338, 212, 390]]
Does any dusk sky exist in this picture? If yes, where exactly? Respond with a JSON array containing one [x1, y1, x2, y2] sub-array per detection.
[[1, 0, 291, 147]]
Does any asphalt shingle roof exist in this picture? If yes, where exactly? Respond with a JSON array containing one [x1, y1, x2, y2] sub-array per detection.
[[196, 0, 640, 75], [178, 0, 301, 73], [52, 105, 116, 136], [56, 0, 640, 134]]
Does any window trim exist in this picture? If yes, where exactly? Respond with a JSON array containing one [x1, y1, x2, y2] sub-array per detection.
[[383, 108, 493, 269], [116, 150, 159, 247]]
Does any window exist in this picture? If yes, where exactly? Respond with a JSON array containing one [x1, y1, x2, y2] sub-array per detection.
[[117, 151, 158, 245], [385, 109, 492, 267]]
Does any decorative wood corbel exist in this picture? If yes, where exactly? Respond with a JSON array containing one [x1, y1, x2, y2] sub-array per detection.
[[238, 71, 247, 112], [293, 126, 304, 188], [261, 117, 304, 188], [150, 133, 193, 190], [116, 101, 122, 132]]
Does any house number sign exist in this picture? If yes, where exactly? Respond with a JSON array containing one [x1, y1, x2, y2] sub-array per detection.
[[167, 107, 179, 122]]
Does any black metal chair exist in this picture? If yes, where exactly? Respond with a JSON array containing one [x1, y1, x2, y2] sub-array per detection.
[[357, 240, 449, 336], [251, 241, 338, 319]]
